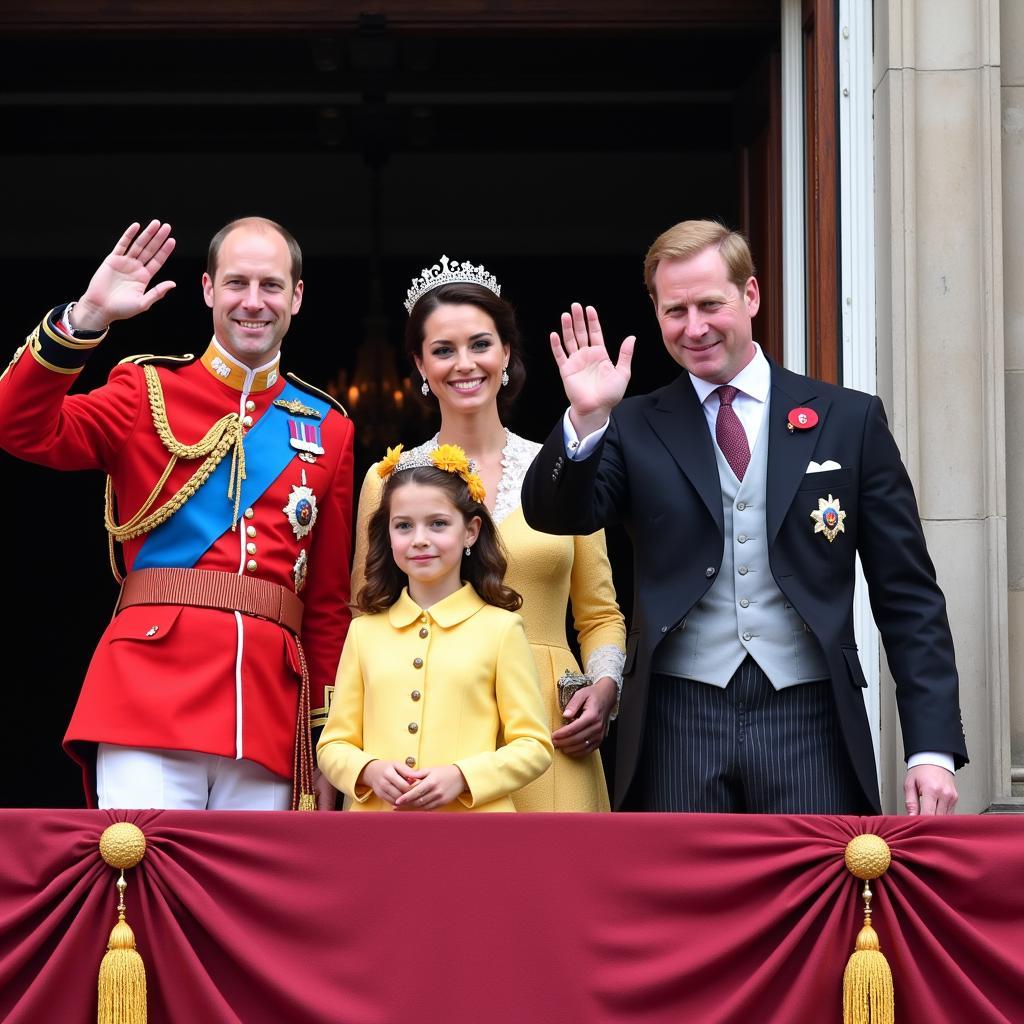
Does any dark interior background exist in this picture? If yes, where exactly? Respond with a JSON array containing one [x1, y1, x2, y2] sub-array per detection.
[[0, 20, 777, 806]]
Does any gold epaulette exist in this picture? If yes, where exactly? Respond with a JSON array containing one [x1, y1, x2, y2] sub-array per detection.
[[285, 372, 348, 417], [118, 352, 197, 368]]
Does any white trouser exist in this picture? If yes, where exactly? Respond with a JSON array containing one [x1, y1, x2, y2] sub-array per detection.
[[96, 744, 292, 810]]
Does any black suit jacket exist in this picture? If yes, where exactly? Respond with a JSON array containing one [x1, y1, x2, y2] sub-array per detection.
[[521, 362, 968, 812]]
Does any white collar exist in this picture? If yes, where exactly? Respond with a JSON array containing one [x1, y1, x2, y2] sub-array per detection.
[[689, 341, 770, 406]]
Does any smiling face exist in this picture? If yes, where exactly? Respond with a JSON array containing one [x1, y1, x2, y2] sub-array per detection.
[[413, 303, 509, 416], [388, 481, 481, 607], [652, 245, 759, 385], [202, 225, 303, 369]]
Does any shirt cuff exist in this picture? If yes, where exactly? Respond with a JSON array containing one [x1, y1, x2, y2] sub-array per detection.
[[906, 751, 956, 774], [562, 408, 609, 461]]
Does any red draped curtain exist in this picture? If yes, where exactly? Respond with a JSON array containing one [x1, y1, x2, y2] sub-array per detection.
[[1, 812, 1021, 1023]]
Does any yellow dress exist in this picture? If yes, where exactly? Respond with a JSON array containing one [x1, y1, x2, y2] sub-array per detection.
[[351, 431, 626, 811]]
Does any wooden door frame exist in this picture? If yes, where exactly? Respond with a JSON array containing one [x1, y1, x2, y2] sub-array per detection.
[[803, 0, 840, 383]]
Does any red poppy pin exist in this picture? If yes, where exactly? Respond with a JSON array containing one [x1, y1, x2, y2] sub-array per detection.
[[787, 407, 818, 433]]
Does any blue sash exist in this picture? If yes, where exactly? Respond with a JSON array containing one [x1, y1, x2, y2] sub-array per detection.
[[133, 381, 330, 569]]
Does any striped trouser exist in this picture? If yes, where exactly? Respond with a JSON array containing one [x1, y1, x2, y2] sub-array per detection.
[[640, 657, 864, 813]]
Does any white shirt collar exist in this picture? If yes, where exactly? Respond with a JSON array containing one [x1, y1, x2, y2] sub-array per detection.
[[689, 342, 770, 406]]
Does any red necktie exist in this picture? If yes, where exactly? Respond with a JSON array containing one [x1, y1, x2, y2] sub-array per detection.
[[715, 385, 750, 481]]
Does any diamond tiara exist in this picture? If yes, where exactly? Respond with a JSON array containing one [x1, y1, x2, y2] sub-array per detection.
[[404, 255, 501, 314]]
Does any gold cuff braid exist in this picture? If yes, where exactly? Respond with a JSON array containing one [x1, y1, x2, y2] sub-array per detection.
[[105, 364, 247, 583]]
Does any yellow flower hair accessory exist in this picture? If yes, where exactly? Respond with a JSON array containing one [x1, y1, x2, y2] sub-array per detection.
[[377, 444, 404, 479], [375, 441, 487, 503], [465, 473, 487, 503], [431, 444, 470, 475]]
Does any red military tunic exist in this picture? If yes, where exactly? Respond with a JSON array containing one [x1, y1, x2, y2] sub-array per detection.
[[0, 309, 353, 797]]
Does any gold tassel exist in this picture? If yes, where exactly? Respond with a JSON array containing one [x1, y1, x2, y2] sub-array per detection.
[[98, 824, 148, 1024], [842, 835, 894, 1024]]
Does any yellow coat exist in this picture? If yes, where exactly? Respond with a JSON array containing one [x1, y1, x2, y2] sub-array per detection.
[[351, 433, 626, 811], [317, 584, 552, 812]]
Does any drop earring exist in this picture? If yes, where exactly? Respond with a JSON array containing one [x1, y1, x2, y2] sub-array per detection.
[[421, 375, 430, 397], [501, 364, 510, 387], [464, 546, 472, 557]]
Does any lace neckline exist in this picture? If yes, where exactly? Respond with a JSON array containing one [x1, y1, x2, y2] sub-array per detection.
[[423, 429, 541, 525]]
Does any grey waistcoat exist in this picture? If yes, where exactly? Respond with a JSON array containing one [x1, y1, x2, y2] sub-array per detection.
[[652, 396, 829, 688]]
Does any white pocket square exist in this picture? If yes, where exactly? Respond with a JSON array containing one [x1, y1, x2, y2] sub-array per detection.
[[806, 460, 842, 473]]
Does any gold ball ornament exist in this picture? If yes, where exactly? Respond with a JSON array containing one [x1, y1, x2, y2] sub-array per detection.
[[844, 834, 891, 880], [99, 823, 147, 870]]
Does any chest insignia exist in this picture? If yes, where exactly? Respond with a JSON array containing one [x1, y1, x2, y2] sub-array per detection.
[[275, 398, 322, 419], [293, 548, 309, 593], [787, 406, 819, 432], [284, 471, 319, 539], [810, 494, 846, 543], [288, 419, 325, 463]]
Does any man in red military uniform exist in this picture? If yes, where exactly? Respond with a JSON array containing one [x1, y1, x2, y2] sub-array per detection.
[[0, 218, 354, 810]]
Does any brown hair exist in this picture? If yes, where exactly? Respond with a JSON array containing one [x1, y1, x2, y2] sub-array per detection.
[[357, 465, 522, 614], [207, 216, 303, 286], [405, 282, 525, 416], [643, 220, 755, 298]]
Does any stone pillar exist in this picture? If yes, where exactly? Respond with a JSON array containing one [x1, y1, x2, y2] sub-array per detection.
[[1002, 0, 1024, 801], [873, 0, 1010, 811]]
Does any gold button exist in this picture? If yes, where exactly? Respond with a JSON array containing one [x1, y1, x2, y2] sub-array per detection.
[[405, 756, 416, 768], [413, 658, 423, 669], [411, 690, 421, 701], [408, 722, 419, 734], [246, 525, 256, 538], [244, 508, 254, 519], [246, 542, 257, 555], [242, 415, 253, 428], [246, 558, 257, 571], [419, 627, 428, 638], [419, 615, 427, 624], [245, 400, 256, 412]]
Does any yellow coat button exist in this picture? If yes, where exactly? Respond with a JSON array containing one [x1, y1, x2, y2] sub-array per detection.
[[419, 627, 428, 638], [413, 658, 423, 669], [246, 542, 257, 555], [405, 756, 416, 767], [244, 508, 254, 519], [411, 690, 421, 701], [408, 722, 418, 734], [247, 525, 256, 538], [246, 559, 257, 572]]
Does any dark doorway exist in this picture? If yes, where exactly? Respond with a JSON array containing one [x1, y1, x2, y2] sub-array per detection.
[[1, 13, 781, 806]]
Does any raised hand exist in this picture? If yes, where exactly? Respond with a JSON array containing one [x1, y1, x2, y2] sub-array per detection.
[[550, 302, 635, 438], [70, 220, 177, 331]]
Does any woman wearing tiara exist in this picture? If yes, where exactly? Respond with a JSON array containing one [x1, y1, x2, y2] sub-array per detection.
[[350, 257, 626, 811]]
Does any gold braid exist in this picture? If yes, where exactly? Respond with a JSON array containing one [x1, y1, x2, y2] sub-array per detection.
[[105, 364, 247, 583]]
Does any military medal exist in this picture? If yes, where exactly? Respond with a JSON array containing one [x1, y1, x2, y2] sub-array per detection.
[[275, 398, 322, 419], [288, 418, 324, 464], [787, 406, 819, 433], [283, 469, 319, 539], [810, 494, 846, 542], [293, 549, 308, 593]]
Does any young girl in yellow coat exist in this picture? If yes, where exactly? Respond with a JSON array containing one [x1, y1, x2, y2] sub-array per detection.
[[317, 444, 552, 811]]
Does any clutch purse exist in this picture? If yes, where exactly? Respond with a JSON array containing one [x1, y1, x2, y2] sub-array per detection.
[[556, 669, 593, 715]]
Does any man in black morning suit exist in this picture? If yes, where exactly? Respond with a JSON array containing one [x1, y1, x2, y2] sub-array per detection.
[[522, 220, 967, 814]]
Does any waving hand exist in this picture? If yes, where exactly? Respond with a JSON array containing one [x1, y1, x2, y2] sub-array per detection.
[[70, 220, 177, 331], [550, 303, 635, 438]]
